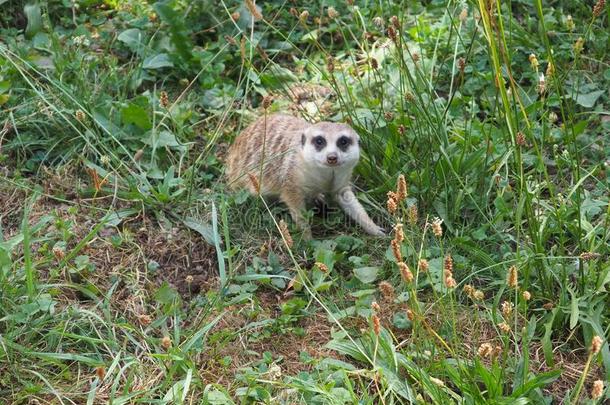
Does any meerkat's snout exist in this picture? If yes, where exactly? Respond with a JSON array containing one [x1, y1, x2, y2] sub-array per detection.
[[326, 152, 338, 165]]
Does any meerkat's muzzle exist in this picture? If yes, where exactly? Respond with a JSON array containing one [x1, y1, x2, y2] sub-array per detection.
[[326, 153, 338, 166]]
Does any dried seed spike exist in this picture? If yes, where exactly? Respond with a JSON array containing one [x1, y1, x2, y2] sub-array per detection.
[[245, 0, 263, 20], [398, 262, 413, 283], [396, 174, 407, 201], [593, 0, 606, 18], [161, 336, 171, 349], [378, 281, 394, 301], [591, 335, 603, 355], [507, 265, 518, 288], [431, 217, 443, 237], [391, 239, 402, 262], [591, 380, 604, 400], [372, 314, 381, 335]]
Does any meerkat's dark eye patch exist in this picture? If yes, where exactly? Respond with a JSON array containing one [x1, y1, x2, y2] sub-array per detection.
[[312, 135, 327, 151], [336, 136, 353, 151]]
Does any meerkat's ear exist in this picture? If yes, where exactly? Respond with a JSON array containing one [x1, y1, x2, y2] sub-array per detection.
[[301, 133, 306, 146]]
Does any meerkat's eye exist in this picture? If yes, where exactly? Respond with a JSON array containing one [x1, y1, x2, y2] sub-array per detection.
[[337, 136, 352, 151], [312, 136, 326, 149]]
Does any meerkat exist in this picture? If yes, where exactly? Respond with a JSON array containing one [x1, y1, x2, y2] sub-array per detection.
[[226, 113, 385, 238]]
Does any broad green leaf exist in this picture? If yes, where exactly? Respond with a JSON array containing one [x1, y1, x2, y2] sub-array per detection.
[[142, 53, 173, 69], [353, 267, 379, 284], [573, 89, 605, 108], [121, 103, 151, 129], [117, 28, 145, 51], [182, 217, 214, 244], [24, 3, 42, 39]]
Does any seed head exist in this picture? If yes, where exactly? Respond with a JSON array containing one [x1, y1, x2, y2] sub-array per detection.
[[95, 366, 106, 380], [445, 276, 457, 289], [262, 95, 274, 109], [593, 0, 606, 18], [396, 174, 407, 201], [591, 380, 604, 400], [543, 302, 554, 310], [384, 111, 394, 121], [580, 251, 600, 261], [315, 262, 329, 273], [299, 10, 309, 23], [546, 62, 554, 78], [516, 132, 527, 146], [529, 54, 539, 71], [406, 308, 415, 321], [565, 15, 575, 31], [373, 16, 384, 27], [185, 275, 194, 284], [473, 290, 485, 301], [537, 73, 546, 95], [52, 246, 65, 260], [159, 91, 169, 108], [371, 301, 381, 312], [390, 15, 400, 29], [407, 204, 418, 225], [548, 112, 558, 124], [231, 11, 240, 21], [378, 281, 395, 301], [327, 6, 339, 19], [161, 335, 171, 349], [370, 58, 379, 70], [75, 110, 86, 122], [138, 314, 152, 326], [498, 322, 511, 334], [398, 124, 406, 135], [391, 240, 402, 262], [443, 255, 453, 274], [522, 290, 531, 301], [478, 342, 494, 358], [278, 219, 293, 248], [245, 0, 263, 20], [431, 217, 443, 237], [591, 335, 603, 355], [457, 57, 466, 72], [418, 258, 429, 273], [507, 265, 518, 288], [405, 91, 415, 103], [387, 26, 397, 42], [393, 223, 404, 243], [501, 301, 514, 318], [398, 262, 413, 283], [574, 37, 584, 54], [463, 284, 475, 297], [411, 52, 420, 63], [372, 314, 381, 335], [387, 196, 397, 214], [134, 149, 144, 162]]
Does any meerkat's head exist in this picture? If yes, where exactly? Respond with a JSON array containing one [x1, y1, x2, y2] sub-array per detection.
[[300, 122, 360, 169]]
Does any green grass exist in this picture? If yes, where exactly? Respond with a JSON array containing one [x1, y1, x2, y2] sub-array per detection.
[[0, 0, 609, 403]]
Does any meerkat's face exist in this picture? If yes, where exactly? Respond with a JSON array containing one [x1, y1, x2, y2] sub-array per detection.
[[300, 123, 360, 169]]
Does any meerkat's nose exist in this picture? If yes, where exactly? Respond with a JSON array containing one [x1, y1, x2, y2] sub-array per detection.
[[327, 153, 338, 165]]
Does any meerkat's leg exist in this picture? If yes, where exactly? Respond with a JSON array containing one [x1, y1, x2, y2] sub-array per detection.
[[280, 189, 312, 239], [335, 187, 385, 236]]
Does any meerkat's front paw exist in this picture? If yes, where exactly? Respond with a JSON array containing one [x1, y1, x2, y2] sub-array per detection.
[[367, 225, 386, 237]]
